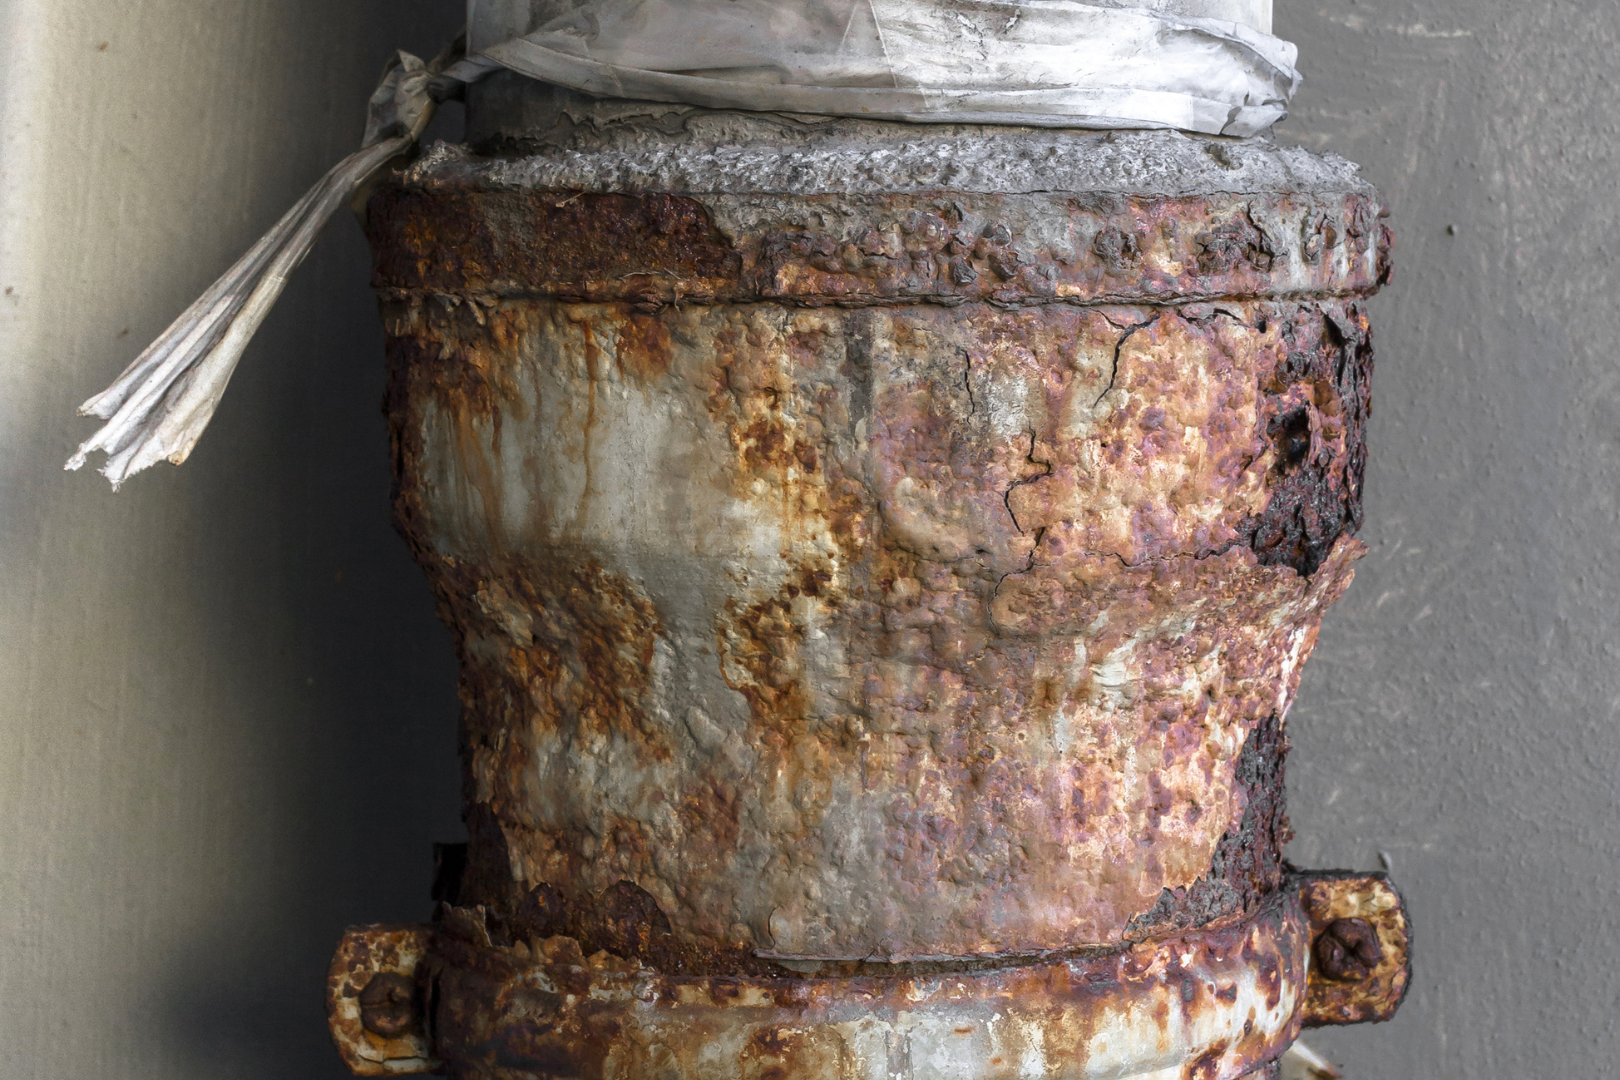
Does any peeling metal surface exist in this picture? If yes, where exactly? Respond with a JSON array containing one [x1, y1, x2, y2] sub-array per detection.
[[1296, 874, 1411, 1027], [425, 892, 1307, 1080], [327, 924, 438, 1075]]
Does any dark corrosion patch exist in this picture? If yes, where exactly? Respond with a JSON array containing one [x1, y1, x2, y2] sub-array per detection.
[[368, 188, 742, 301], [1126, 709, 1294, 942], [1239, 302, 1375, 577]]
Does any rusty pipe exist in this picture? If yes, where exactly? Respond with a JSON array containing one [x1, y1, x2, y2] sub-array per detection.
[[328, 96, 1406, 1080]]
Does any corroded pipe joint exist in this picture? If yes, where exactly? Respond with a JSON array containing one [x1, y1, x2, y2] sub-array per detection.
[[335, 104, 1401, 1080]]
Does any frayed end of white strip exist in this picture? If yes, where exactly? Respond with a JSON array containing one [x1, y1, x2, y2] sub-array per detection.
[[66, 133, 414, 488], [66, 45, 447, 489]]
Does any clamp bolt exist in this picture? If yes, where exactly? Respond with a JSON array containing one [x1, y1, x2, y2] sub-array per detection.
[[1314, 917, 1385, 982], [358, 972, 418, 1038]]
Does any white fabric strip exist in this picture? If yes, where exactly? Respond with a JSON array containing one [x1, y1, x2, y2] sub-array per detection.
[[68, 52, 445, 487]]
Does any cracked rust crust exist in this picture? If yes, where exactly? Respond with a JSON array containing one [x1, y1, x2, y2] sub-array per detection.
[[380, 293, 1372, 969], [367, 183, 1391, 309]]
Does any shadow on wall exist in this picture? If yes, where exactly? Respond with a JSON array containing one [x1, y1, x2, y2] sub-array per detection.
[[1, 5, 468, 1079], [147, 218, 464, 1078]]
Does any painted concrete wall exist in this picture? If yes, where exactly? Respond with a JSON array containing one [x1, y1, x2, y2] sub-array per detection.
[[0, 2, 1614, 1078], [1275, 3, 1620, 1076]]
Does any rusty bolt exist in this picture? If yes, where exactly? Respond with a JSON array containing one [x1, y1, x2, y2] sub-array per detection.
[[1314, 918, 1385, 982], [357, 971, 419, 1038]]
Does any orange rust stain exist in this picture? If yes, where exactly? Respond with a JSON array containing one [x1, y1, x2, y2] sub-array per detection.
[[389, 300, 530, 418], [614, 313, 673, 383], [719, 591, 813, 730]]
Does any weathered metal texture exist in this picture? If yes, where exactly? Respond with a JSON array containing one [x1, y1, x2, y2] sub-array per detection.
[[348, 124, 1397, 1078], [328, 924, 438, 1075], [425, 895, 1306, 1080], [1297, 874, 1411, 1027], [327, 875, 1406, 1079], [368, 175, 1390, 311], [320, 896, 1306, 1080], [378, 289, 1372, 963]]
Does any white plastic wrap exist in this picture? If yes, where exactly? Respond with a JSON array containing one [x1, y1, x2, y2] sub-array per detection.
[[470, 0, 1298, 136]]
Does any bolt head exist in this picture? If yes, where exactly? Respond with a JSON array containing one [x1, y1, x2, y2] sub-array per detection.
[[357, 971, 419, 1038], [1314, 917, 1385, 982]]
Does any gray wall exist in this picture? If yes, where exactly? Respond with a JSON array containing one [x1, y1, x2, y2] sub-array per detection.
[[0, 1, 1614, 1078], [1277, 1, 1620, 1076]]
